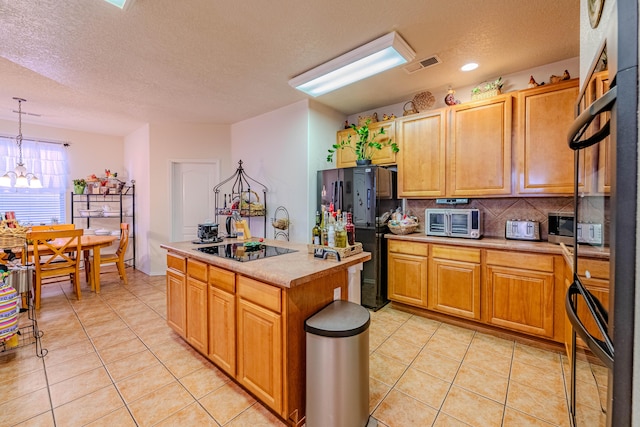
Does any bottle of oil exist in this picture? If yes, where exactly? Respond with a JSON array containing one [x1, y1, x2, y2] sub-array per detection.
[[335, 213, 347, 248], [321, 210, 329, 246]]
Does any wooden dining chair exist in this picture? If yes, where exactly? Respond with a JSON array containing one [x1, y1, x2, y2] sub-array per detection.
[[30, 224, 76, 231], [25, 224, 76, 264], [28, 229, 83, 310], [86, 223, 130, 288]]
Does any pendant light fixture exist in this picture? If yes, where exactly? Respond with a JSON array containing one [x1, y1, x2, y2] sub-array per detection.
[[0, 98, 42, 189]]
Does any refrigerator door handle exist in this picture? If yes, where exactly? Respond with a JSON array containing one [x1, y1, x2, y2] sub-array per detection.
[[565, 281, 614, 369], [568, 85, 616, 150], [367, 188, 371, 210]]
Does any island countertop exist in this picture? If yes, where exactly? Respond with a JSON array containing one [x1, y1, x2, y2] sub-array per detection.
[[160, 238, 371, 288]]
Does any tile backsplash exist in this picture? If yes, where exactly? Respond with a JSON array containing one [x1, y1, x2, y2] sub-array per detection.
[[403, 197, 609, 240]]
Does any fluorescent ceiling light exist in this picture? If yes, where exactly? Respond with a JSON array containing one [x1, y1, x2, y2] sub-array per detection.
[[289, 31, 415, 97], [461, 62, 479, 71], [103, 0, 130, 9]]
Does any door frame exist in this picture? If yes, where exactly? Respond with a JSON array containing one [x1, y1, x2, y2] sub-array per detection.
[[168, 159, 220, 242]]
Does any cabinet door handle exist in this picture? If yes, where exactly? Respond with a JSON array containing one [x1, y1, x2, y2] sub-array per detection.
[[568, 85, 617, 150]]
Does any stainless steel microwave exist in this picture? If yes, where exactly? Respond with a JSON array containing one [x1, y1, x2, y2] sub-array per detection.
[[547, 212, 603, 246], [425, 208, 482, 239]]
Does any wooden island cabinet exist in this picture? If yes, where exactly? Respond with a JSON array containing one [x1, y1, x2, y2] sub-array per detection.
[[161, 240, 370, 427]]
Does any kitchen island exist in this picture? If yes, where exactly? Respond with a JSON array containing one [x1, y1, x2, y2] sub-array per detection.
[[160, 239, 371, 427]]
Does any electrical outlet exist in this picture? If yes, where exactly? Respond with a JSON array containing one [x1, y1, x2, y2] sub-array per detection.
[[333, 287, 341, 301]]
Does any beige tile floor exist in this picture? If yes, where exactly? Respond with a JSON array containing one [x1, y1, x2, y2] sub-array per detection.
[[0, 268, 578, 426]]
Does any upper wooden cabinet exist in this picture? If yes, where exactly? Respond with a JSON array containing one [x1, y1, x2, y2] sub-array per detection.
[[396, 110, 447, 197], [335, 121, 397, 168], [448, 95, 513, 196], [515, 79, 581, 195], [396, 95, 511, 198]]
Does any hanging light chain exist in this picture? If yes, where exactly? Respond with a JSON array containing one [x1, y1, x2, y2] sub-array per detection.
[[13, 97, 26, 166]]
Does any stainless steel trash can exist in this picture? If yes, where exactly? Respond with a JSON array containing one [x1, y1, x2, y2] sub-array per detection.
[[305, 300, 370, 427]]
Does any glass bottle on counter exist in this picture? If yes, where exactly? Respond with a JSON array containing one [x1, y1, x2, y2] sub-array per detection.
[[327, 214, 336, 247], [346, 212, 355, 246], [335, 213, 347, 248], [321, 211, 329, 246], [312, 211, 321, 245]]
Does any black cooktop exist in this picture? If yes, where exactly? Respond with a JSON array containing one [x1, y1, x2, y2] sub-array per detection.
[[195, 242, 297, 262]]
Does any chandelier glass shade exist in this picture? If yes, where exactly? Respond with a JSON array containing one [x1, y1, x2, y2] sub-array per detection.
[[0, 98, 42, 189]]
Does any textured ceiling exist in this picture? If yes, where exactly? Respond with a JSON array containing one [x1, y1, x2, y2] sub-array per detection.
[[0, 0, 579, 136]]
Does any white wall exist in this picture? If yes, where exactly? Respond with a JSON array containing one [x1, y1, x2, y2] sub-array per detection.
[[144, 122, 232, 275], [124, 124, 150, 273], [308, 100, 347, 227], [0, 118, 124, 223], [231, 100, 309, 243], [579, 0, 616, 83], [348, 57, 581, 125]]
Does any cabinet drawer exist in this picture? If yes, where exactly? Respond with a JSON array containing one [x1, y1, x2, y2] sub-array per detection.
[[388, 240, 428, 257], [209, 265, 235, 293], [432, 245, 480, 263], [486, 250, 554, 272], [577, 258, 609, 281], [187, 258, 208, 282], [167, 253, 186, 273], [238, 276, 281, 313]]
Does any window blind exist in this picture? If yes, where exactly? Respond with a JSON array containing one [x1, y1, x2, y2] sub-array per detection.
[[0, 136, 68, 225]]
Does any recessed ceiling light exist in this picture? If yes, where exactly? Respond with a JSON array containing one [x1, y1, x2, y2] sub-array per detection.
[[461, 63, 479, 71]]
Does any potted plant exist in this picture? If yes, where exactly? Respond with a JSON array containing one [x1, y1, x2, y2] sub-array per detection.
[[73, 178, 86, 195], [326, 120, 399, 165], [471, 77, 504, 101]]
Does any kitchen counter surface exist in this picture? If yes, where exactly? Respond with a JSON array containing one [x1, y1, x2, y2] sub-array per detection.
[[385, 233, 610, 260], [160, 238, 371, 288]]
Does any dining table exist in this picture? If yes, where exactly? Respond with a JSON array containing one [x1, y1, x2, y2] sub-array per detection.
[[27, 234, 118, 294]]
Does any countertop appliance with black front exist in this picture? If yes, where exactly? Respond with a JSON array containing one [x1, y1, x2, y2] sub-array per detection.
[[317, 165, 398, 310], [565, 1, 638, 425]]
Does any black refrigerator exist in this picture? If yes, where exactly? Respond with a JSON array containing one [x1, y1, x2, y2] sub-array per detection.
[[317, 165, 399, 310], [565, 1, 638, 425]]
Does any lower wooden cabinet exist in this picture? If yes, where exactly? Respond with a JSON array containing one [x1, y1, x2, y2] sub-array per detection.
[[186, 277, 208, 354], [186, 259, 209, 354], [485, 251, 555, 338], [567, 257, 610, 352], [388, 241, 428, 307], [387, 240, 571, 344], [428, 246, 481, 320], [208, 287, 236, 375], [237, 297, 283, 414], [166, 262, 187, 337]]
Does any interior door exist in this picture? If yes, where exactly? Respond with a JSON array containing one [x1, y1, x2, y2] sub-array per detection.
[[171, 161, 219, 242]]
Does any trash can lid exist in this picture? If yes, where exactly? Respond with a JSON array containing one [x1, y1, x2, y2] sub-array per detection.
[[304, 300, 370, 338]]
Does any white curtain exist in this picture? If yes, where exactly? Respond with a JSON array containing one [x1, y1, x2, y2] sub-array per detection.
[[0, 136, 68, 190]]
